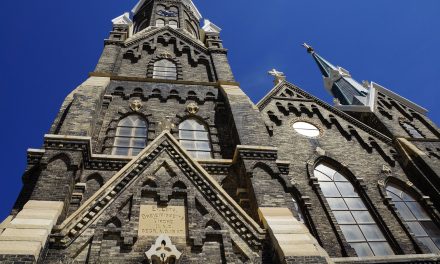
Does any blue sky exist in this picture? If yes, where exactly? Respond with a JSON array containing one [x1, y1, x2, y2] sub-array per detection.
[[0, 0, 439, 220]]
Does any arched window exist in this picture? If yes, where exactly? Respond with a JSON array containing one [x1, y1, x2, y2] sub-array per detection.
[[386, 183, 440, 253], [179, 119, 212, 159], [155, 19, 165, 27], [185, 20, 198, 37], [314, 163, 394, 256], [401, 122, 424, 139], [112, 115, 148, 156], [153, 59, 177, 80], [292, 197, 305, 223], [169, 20, 178, 29]]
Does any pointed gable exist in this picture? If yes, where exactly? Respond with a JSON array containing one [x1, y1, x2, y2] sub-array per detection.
[[52, 132, 264, 252]]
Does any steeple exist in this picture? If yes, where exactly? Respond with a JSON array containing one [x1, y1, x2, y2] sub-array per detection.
[[304, 43, 370, 106], [130, 0, 203, 38]]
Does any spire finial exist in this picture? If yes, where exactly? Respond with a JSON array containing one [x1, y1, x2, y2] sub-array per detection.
[[268, 69, 286, 85], [302, 43, 315, 54]]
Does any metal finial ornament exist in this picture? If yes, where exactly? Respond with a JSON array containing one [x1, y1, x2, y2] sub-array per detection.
[[302, 43, 314, 53]]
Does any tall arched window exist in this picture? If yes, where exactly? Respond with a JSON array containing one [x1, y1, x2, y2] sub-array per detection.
[[401, 122, 424, 139], [386, 183, 440, 253], [314, 163, 394, 256], [155, 19, 165, 27], [112, 115, 148, 156], [169, 20, 178, 29], [185, 20, 198, 37], [179, 119, 212, 159], [153, 59, 177, 80]]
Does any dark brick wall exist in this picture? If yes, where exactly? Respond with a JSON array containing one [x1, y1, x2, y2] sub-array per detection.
[[0, 255, 35, 264], [258, 82, 440, 258]]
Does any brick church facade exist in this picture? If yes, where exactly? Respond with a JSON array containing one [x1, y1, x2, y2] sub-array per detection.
[[1, 1, 440, 263]]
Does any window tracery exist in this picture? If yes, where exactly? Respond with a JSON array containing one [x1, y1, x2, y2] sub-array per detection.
[[386, 183, 440, 253], [314, 163, 394, 256], [112, 115, 148, 156], [153, 59, 177, 80], [178, 119, 212, 159]]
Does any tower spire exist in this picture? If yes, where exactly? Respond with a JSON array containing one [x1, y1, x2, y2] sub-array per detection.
[[304, 43, 369, 106]]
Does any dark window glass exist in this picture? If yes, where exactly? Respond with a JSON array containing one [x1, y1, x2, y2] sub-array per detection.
[[315, 164, 393, 256], [153, 59, 177, 80], [178, 119, 212, 159], [401, 122, 424, 139], [112, 115, 148, 156], [386, 183, 440, 253]]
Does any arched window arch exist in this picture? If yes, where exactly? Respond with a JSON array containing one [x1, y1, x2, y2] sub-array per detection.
[[178, 119, 212, 159], [401, 122, 424, 139], [386, 183, 440, 253], [155, 19, 165, 27], [112, 115, 148, 156], [153, 59, 177, 80], [292, 197, 305, 223], [185, 20, 198, 37], [169, 20, 178, 29], [314, 163, 394, 256]]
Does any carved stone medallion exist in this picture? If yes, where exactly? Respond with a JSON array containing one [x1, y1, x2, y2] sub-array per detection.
[[145, 234, 182, 264], [186, 103, 199, 115], [130, 99, 143, 112]]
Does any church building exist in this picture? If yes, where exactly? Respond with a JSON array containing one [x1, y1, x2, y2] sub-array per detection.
[[1, 0, 440, 263]]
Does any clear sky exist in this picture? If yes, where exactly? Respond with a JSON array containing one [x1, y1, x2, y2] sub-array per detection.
[[0, 0, 439, 220]]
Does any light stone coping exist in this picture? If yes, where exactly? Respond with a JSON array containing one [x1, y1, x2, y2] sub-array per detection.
[[397, 138, 427, 157], [0, 241, 41, 259], [259, 207, 332, 262], [197, 159, 233, 164], [57, 131, 265, 236], [17, 209, 61, 220], [269, 224, 309, 234], [24, 200, 64, 213], [280, 244, 321, 257], [332, 253, 439, 263], [0, 216, 13, 233], [9, 218, 54, 231], [0, 201, 64, 259], [274, 233, 315, 245], [0, 228, 49, 245], [265, 218, 298, 226]]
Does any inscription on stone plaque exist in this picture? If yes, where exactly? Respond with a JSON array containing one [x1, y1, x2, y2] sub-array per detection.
[[138, 205, 186, 237]]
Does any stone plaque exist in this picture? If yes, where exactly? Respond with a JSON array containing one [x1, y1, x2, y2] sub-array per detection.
[[138, 205, 186, 237]]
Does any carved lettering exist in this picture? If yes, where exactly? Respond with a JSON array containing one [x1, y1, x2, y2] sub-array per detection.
[[138, 205, 186, 237]]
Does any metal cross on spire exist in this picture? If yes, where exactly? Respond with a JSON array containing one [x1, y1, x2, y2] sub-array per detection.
[[268, 69, 286, 85]]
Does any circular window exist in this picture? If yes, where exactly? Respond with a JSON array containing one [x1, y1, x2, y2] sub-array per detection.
[[292, 121, 320, 138]]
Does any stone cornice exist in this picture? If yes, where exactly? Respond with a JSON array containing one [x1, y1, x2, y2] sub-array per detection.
[[89, 72, 240, 87]]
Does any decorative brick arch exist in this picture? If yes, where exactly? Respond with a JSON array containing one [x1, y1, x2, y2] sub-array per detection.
[[306, 152, 401, 257], [378, 176, 440, 253], [146, 54, 183, 80]]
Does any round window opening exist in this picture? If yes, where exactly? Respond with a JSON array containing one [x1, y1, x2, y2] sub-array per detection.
[[292, 121, 320, 138]]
